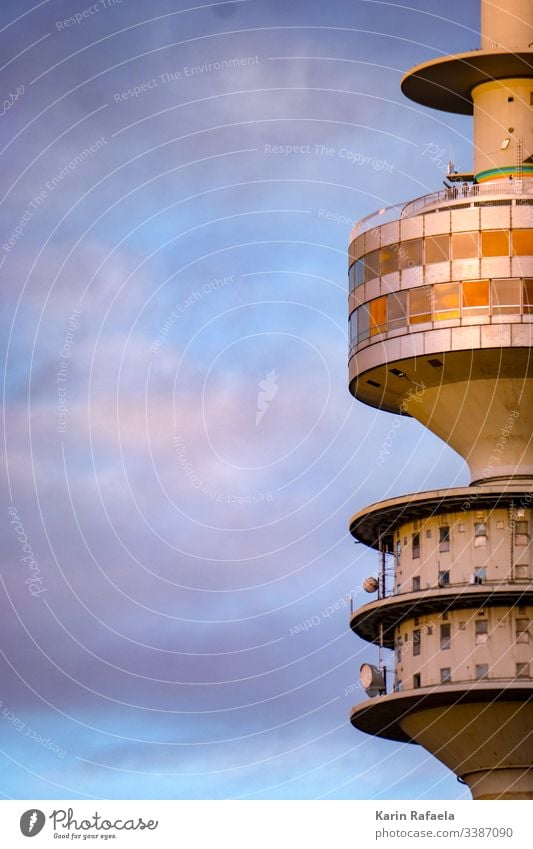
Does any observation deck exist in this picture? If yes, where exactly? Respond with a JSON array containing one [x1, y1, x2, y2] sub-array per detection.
[[351, 180, 533, 239], [347, 184, 533, 483]]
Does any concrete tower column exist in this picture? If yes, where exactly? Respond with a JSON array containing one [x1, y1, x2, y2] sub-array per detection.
[[481, 0, 533, 50]]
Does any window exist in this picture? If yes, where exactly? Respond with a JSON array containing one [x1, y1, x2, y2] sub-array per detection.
[[433, 282, 460, 320], [387, 290, 408, 330], [413, 629, 421, 656], [514, 520, 529, 546], [458, 523, 465, 533], [516, 619, 530, 643], [462, 279, 490, 316], [354, 258, 365, 288], [369, 296, 387, 336], [512, 229, 533, 256], [439, 526, 450, 552], [474, 566, 486, 583], [364, 249, 381, 282], [438, 570, 450, 586], [396, 639, 402, 662], [412, 532, 420, 559], [481, 230, 509, 257], [413, 673, 421, 689], [349, 312, 357, 349], [451, 231, 479, 260], [425, 234, 449, 264], [474, 521, 487, 548], [524, 279, 533, 314], [515, 564, 529, 579], [412, 576, 421, 592], [426, 529, 431, 539], [475, 619, 489, 645], [491, 278, 521, 315], [409, 287, 432, 324], [381, 243, 399, 275], [399, 238, 423, 269], [516, 662, 530, 679], [475, 664, 489, 680], [440, 623, 451, 650], [440, 667, 451, 684], [394, 679, 403, 692], [357, 305, 370, 343]]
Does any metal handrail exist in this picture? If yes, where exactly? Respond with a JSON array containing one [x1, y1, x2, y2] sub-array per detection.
[[402, 180, 533, 218], [380, 577, 532, 601], [405, 675, 533, 689], [351, 180, 533, 239]]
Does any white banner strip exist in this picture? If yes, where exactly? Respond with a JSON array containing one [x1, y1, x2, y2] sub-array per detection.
[[1, 799, 532, 848]]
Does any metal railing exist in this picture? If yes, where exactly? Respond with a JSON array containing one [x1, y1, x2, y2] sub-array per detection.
[[402, 180, 533, 218], [378, 577, 531, 601], [351, 180, 533, 239], [393, 675, 533, 694]]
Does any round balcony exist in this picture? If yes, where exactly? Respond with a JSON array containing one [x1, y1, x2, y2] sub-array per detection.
[[350, 582, 533, 647], [350, 181, 533, 239], [349, 485, 533, 549], [349, 679, 533, 742]]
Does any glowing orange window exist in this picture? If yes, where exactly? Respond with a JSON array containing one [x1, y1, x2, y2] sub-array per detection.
[[409, 287, 432, 324], [369, 296, 387, 336], [512, 229, 533, 256], [481, 230, 509, 257], [381, 243, 399, 275], [434, 282, 460, 320], [462, 279, 490, 315]]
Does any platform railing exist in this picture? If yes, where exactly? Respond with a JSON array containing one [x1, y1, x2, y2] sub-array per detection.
[[354, 576, 532, 604], [351, 180, 533, 238]]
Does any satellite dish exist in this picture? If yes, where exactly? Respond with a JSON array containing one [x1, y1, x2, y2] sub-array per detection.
[[360, 663, 386, 697], [363, 576, 379, 593]]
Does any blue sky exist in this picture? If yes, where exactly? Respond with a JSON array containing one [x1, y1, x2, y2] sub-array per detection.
[[1, 0, 479, 799]]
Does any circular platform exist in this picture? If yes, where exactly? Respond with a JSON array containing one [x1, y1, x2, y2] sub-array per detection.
[[401, 50, 533, 115], [350, 681, 533, 742], [349, 484, 533, 549], [350, 583, 533, 647]]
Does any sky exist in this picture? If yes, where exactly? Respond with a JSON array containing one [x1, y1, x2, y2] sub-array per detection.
[[0, 0, 480, 800]]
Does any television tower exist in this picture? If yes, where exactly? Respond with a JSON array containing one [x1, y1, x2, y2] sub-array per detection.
[[348, 0, 533, 799]]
